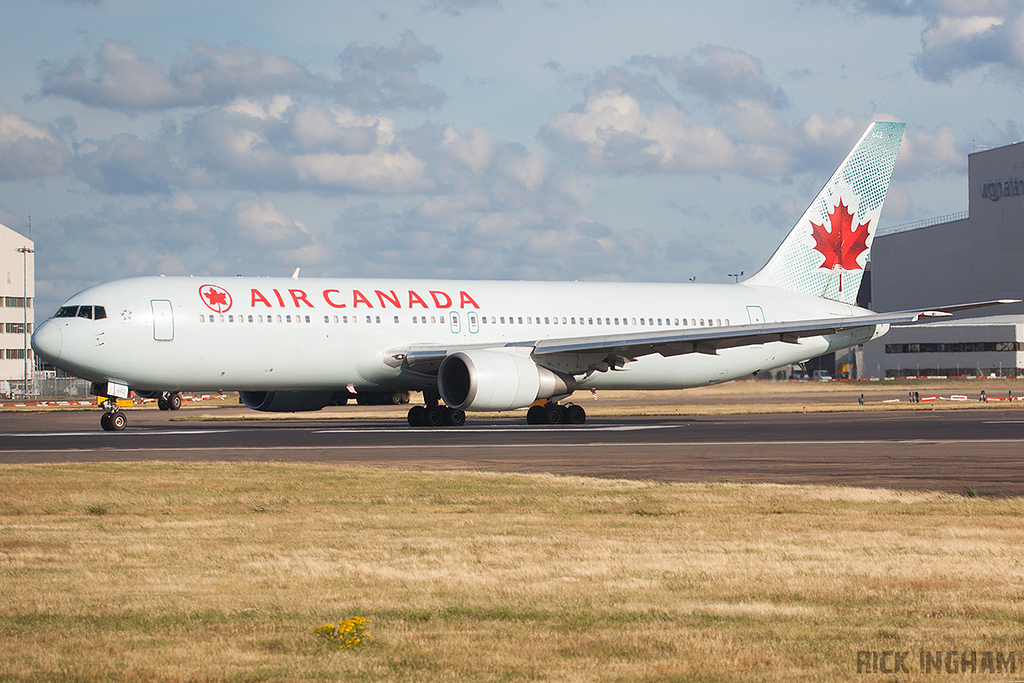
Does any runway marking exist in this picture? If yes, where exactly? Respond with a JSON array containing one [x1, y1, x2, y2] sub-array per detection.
[[314, 425, 681, 434], [6, 438, 1024, 456]]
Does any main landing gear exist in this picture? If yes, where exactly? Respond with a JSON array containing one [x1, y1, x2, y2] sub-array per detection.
[[407, 390, 465, 427], [406, 393, 588, 427], [526, 402, 586, 425], [156, 391, 182, 411]]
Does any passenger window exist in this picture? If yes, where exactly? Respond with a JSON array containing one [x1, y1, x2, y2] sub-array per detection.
[[228, 315, 234, 323], [588, 318, 593, 325], [285, 315, 291, 323], [248, 315, 253, 323], [544, 317, 549, 324], [597, 318, 602, 325], [200, 315, 205, 323], [725, 319, 730, 326], [393, 316, 399, 323], [700, 319, 704, 326], [605, 318, 610, 325], [716, 319, 721, 326], [258, 315, 264, 323], [276, 315, 282, 323], [657, 318, 662, 325], [367, 316, 372, 323], [324, 316, 330, 323], [78, 306, 93, 319], [614, 318, 619, 325], [570, 318, 575, 324], [682, 318, 687, 326], [518, 317, 523, 324], [640, 318, 645, 326], [500, 317, 505, 323], [305, 316, 311, 323]]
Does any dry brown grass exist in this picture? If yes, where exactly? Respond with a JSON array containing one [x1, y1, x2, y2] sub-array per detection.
[[1, 463, 1022, 682]]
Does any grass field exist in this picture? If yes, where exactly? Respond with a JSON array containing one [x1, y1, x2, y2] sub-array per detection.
[[2, 463, 1022, 681]]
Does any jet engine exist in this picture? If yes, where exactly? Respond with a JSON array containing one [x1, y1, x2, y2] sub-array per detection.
[[239, 390, 338, 412], [438, 350, 576, 411]]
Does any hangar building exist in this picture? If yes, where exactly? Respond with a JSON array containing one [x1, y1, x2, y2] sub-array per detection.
[[860, 139, 1024, 378]]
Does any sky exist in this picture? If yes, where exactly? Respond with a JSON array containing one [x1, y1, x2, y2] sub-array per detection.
[[2, 0, 1023, 316]]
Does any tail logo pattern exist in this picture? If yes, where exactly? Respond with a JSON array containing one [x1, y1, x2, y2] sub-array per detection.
[[810, 197, 870, 293]]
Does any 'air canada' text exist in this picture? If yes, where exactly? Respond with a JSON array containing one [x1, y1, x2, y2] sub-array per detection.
[[248, 288, 480, 310]]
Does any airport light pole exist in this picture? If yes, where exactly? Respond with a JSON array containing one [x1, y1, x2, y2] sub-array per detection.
[[728, 271, 744, 283], [16, 245, 34, 398]]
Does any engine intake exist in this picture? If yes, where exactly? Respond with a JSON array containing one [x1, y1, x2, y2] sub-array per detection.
[[438, 350, 576, 411]]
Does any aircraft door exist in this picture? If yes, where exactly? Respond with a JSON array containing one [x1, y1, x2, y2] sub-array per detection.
[[746, 305, 765, 325], [151, 300, 174, 341], [449, 311, 461, 334], [467, 311, 479, 334]]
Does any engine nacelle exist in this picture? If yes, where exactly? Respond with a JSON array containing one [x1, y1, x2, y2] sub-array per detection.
[[438, 350, 576, 411], [239, 390, 337, 412]]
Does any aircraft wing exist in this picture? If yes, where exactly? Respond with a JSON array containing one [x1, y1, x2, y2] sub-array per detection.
[[401, 299, 1019, 375]]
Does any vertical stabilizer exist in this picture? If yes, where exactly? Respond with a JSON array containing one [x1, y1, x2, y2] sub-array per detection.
[[744, 121, 905, 304]]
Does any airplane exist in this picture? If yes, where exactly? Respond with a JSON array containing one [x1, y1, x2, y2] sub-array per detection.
[[30, 121, 1016, 431]]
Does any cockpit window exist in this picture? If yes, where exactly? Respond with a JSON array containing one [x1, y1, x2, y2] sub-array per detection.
[[54, 304, 106, 320]]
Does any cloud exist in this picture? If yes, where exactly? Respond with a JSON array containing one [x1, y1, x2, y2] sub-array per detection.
[[544, 87, 964, 181], [822, 0, 1024, 83], [334, 31, 446, 111], [0, 105, 72, 181], [631, 46, 789, 109], [421, 0, 503, 16], [38, 34, 448, 114], [39, 40, 326, 111]]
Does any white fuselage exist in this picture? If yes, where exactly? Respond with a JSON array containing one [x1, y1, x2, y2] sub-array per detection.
[[32, 276, 876, 395]]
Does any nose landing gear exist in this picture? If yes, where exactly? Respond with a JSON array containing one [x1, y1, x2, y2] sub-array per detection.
[[99, 400, 128, 431]]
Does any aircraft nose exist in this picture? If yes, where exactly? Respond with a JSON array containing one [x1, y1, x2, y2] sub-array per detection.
[[31, 320, 63, 363]]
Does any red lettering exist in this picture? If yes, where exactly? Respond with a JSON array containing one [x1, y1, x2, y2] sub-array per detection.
[[352, 289, 373, 308], [250, 289, 272, 308], [323, 289, 346, 308], [430, 290, 452, 308], [289, 289, 314, 308], [408, 290, 428, 308], [272, 289, 286, 307], [375, 290, 401, 308], [459, 291, 479, 309]]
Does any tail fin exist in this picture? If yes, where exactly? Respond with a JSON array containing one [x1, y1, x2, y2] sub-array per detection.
[[744, 121, 905, 304]]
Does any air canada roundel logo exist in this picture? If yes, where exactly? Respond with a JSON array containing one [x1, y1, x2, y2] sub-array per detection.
[[199, 284, 232, 313]]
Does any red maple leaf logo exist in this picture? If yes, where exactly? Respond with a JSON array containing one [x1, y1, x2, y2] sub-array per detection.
[[199, 285, 232, 313], [810, 199, 870, 290]]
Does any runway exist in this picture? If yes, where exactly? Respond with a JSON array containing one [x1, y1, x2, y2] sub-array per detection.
[[2, 406, 1023, 495]]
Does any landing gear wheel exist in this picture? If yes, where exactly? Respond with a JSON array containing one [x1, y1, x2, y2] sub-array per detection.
[[424, 405, 445, 427], [445, 408, 466, 427], [168, 393, 182, 411], [408, 405, 426, 426], [565, 404, 587, 425], [157, 396, 170, 411], [526, 405, 543, 425], [101, 411, 127, 431], [541, 404, 563, 424]]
